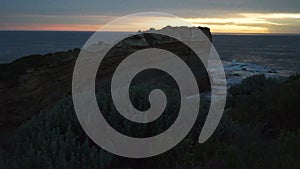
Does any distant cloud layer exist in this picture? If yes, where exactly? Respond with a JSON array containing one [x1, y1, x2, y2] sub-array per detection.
[[0, 0, 299, 33]]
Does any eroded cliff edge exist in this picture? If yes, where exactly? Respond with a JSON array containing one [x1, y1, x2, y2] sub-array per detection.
[[0, 26, 212, 130]]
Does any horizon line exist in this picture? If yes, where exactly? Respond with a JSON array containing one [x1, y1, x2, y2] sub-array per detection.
[[1, 29, 300, 36]]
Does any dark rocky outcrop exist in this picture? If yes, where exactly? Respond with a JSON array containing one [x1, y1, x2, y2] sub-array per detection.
[[0, 26, 212, 131], [0, 49, 79, 129]]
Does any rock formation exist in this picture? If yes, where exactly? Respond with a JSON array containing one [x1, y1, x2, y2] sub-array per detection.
[[0, 26, 212, 130]]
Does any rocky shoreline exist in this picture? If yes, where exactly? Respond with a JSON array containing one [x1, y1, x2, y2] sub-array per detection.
[[223, 60, 292, 86], [0, 26, 294, 133], [0, 49, 291, 131]]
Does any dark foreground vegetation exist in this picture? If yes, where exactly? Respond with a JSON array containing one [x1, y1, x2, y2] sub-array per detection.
[[0, 74, 300, 169]]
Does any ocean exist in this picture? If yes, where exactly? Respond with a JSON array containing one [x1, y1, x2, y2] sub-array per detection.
[[0, 31, 299, 73]]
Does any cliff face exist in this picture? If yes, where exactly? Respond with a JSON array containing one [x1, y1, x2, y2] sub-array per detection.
[[144, 26, 212, 42], [0, 26, 212, 130], [198, 27, 212, 42], [0, 49, 79, 128]]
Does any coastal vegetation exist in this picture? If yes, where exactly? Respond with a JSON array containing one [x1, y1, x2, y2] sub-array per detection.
[[0, 74, 299, 169]]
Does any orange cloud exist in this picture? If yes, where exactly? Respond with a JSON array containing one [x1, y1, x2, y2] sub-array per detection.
[[0, 23, 101, 31], [1, 12, 300, 34]]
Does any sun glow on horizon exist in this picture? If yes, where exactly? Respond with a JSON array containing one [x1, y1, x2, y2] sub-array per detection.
[[1, 12, 299, 34], [0, 23, 101, 31]]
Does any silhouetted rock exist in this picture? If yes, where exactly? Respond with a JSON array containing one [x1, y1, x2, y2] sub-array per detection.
[[0, 49, 80, 128], [0, 26, 212, 130]]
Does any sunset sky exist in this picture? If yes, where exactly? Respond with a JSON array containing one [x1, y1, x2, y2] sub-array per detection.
[[1, 0, 299, 34]]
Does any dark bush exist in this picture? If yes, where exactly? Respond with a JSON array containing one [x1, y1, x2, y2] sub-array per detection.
[[1, 74, 300, 169], [228, 74, 300, 134]]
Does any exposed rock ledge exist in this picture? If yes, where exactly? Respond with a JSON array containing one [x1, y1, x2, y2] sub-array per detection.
[[0, 26, 212, 130]]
